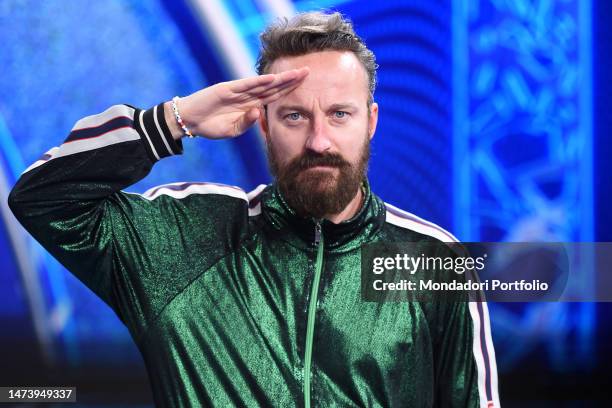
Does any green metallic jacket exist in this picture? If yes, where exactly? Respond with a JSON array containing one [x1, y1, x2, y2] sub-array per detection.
[[8, 103, 500, 408]]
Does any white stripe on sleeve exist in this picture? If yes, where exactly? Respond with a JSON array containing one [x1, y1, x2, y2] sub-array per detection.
[[71, 105, 135, 131], [22, 127, 140, 175]]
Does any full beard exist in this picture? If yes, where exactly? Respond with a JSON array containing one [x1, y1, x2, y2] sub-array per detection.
[[267, 135, 370, 219]]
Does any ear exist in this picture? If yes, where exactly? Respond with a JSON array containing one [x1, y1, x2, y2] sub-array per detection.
[[258, 105, 270, 142], [368, 102, 379, 141]]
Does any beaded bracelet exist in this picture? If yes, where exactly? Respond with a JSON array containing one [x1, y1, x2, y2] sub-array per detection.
[[171, 96, 195, 138]]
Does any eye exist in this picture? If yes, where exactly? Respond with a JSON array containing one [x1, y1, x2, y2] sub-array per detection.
[[334, 111, 348, 119], [286, 112, 302, 121]]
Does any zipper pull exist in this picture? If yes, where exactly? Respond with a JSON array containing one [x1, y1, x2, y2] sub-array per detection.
[[314, 221, 322, 246]]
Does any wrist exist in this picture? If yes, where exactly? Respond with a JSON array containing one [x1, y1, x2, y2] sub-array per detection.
[[171, 96, 197, 139], [164, 101, 185, 141]]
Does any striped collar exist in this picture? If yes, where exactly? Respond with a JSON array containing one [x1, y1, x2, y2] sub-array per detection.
[[260, 179, 386, 251]]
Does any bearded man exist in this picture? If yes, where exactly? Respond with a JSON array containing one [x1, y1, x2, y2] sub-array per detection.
[[8, 11, 499, 408]]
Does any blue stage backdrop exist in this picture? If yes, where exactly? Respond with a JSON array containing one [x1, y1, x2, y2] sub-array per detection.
[[0, 0, 609, 405]]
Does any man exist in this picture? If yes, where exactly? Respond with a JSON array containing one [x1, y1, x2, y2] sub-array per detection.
[[8, 11, 499, 408]]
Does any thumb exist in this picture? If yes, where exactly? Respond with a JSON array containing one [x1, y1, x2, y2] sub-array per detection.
[[234, 107, 261, 136]]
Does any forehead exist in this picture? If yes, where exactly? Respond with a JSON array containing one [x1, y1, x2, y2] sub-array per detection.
[[267, 50, 369, 106]]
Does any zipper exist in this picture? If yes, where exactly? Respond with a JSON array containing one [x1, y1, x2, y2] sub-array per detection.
[[304, 220, 324, 408]]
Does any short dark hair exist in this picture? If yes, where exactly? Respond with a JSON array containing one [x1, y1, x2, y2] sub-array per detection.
[[256, 11, 378, 103]]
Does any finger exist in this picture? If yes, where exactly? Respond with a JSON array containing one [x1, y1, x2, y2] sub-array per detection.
[[238, 68, 309, 97], [254, 68, 309, 101], [233, 107, 261, 136], [258, 81, 303, 105], [274, 67, 309, 84], [230, 74, 277, 94], [254, 79, 302, 101]]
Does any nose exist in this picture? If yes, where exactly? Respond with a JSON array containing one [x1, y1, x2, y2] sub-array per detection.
[[305, 119, 332, 153]]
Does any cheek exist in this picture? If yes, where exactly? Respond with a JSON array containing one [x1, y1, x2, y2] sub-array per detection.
[[269, 126, 305, 154], [336, 124, 369, 157], [267, 129, 305, 162], [342, 142, 363, 161]]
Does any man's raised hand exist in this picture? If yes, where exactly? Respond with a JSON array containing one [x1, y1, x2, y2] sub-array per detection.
[[164, 68, 309, 140]]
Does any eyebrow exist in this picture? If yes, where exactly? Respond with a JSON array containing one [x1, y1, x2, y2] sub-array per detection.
[[276, 102, 360, 114], [276, 105, 309, 114], [327, 103, 359, 112]]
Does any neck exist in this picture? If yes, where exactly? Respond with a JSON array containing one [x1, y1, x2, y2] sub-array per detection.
[[325, 186, 364, 224]]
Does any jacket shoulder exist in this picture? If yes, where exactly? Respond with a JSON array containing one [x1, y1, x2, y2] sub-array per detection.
[[125, 182, 268, 219], [139, 181, 249, 202], [382, 202, 458, 243]]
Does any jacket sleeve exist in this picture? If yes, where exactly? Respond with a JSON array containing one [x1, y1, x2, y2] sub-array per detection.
[[428, 243, 500, 408], [7, 103, 249, 341], [431, 299, 499, 407]]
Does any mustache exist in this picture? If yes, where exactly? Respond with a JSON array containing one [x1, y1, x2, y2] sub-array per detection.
[[290, 151, 351, 172]]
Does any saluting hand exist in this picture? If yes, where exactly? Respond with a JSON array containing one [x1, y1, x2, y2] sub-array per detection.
[[164, 68, 309, 140]]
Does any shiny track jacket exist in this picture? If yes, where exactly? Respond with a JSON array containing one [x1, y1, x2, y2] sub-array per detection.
[[8, 103, 500, 407]]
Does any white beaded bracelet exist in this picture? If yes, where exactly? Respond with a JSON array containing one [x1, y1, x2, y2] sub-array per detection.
[[171, 96, 195, 138]]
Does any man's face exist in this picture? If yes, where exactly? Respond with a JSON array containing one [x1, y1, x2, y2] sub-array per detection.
[[260, 50, 379, 219]]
